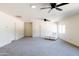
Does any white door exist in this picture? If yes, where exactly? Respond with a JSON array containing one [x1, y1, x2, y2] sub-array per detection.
[[24, 22, 32, 37]]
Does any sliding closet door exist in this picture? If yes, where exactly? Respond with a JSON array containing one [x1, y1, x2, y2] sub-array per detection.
[[0, 19, 12, 47], [0, 24, 9, 47], [8, 22, 16, 41]]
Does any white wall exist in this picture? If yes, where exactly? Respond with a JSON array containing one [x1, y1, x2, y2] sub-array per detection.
[[33, 21, 57, 38], [33, 21, 40, 37], [0, 11, 24, 47], [15, 20, 24, 40], [58, 15, 79, 46]]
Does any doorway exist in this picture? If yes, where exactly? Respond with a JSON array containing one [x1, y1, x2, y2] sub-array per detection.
[[24, 22, 32, 37]]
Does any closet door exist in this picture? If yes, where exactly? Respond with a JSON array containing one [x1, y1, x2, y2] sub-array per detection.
[[0, 23, 9, 47], [8, 22, 16, 41]]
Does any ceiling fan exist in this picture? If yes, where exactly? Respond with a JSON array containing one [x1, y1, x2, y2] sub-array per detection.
[[39, 18, 49, 22], [40, 3, 69, 13], [40, 18, 50, 22], [43, 18, 49, 22]]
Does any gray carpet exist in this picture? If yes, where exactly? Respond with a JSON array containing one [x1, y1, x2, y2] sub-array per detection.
[[0, 37, 79, 56]]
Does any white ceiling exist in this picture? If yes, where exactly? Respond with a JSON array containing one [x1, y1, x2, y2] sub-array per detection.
[[0, 3, 79, 22]]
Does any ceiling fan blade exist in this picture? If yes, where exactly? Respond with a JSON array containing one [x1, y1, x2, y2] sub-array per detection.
[[56, 8, 62, 11], [56, 3, 69, 7], [40, 7, 51, 9]]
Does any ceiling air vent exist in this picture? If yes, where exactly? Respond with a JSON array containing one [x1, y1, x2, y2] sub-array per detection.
[[16, 16, 22, 18]]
